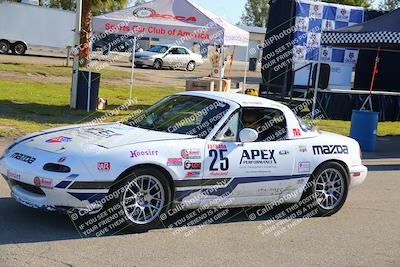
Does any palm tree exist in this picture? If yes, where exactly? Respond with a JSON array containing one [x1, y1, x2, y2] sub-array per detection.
[[80, 0, 128, 66]]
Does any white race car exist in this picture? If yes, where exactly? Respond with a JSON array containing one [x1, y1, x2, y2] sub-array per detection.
[[0, 92, 367, 231]]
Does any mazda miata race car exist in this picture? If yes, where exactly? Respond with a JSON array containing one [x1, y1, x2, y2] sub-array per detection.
[[0, 92, 367, 231]]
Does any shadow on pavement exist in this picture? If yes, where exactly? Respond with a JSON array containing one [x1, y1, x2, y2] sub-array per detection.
[[0, 196, 307, 245]]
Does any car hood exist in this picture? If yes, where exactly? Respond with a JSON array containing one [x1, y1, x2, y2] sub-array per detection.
[[18, 123, 195, 153]]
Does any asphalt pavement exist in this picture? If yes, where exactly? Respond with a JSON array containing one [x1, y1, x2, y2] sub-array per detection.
[[0, 139, 399, 267]]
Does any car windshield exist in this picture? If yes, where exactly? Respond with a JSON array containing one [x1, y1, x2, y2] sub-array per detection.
[[123, 95, 230, 139], [147, 45, 169, 54]]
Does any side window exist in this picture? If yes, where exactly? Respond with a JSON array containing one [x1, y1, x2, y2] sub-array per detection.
[[215, 111, 239, 142], [169, 48, 179, 54], [177, 48, 189, 55], [240, 108, 287, 142]]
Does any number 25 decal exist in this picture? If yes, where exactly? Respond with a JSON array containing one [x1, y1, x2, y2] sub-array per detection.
[[209, 149, 229, 171]]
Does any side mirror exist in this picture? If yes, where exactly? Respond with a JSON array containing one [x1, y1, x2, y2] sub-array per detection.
[[239, 128, 258, 143]]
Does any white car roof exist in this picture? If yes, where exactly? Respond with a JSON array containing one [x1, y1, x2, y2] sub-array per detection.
[[179, 91, 288, 109]]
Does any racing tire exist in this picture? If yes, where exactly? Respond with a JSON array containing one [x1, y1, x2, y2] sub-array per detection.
[[11, 42, 27, 55], [0, 40, 10, 54], [301, 162, 349, 217], [186, 61, 196, 71], [153, 59, 163, 70], [108, 167, 172, 233]]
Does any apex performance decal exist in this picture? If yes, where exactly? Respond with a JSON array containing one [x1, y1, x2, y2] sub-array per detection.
[[240, 150, 276, 165]]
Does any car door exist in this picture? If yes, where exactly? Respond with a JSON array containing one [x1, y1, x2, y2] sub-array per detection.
[[201, 107, 298, 206], [163, 47, 177, 66]]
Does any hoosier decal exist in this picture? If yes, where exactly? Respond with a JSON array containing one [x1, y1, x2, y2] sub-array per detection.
[[313, 145, 349, 155]]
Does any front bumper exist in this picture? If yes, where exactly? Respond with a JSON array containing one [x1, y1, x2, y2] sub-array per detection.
[[134, 58, 154, 66], [0, 148, 109, 212], [349, 165, 368, 187]]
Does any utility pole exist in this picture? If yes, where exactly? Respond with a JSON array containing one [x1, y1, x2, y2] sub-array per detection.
[[70, 0, 82, 109]]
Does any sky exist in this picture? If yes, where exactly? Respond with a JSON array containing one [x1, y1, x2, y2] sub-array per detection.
[[191, 0, 247, 24]]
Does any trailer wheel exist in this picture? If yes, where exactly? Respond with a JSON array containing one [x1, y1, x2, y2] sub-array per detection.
[[0, 40, 10, 54], [12, 42, 27, 55]]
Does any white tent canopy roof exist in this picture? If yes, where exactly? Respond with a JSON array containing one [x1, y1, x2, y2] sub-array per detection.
[[93, 0, 249, 47]]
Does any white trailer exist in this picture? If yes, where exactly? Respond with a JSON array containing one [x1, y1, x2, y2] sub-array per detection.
[[0, 1, 75, 55]]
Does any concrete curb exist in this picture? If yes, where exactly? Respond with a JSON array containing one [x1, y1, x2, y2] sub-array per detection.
[[363, 159, 400, 166]]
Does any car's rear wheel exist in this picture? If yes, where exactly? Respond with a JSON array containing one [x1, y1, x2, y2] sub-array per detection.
[[0, 40, 10, 54], [303, 162, 349, 217], [153, 59, 163, 70], [109, 168, 172, 232], [186, 61, 196, 71]]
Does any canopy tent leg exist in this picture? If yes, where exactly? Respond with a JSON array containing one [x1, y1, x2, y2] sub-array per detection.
[[243, 45, 249, 91], [218, 45, 225, 92], [129, 36, 137, 102], [311, 45, 323, 121], [87, 32, 93, 112]]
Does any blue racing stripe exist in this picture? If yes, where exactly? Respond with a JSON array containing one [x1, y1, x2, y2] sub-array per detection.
[[69, 193, 108, 203], [175, 174, 309, 201], [55, 181, 72, 189]]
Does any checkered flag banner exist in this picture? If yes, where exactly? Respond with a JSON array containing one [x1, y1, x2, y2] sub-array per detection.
[[322, 31, 400, 45], [293, 0, 364, 64]]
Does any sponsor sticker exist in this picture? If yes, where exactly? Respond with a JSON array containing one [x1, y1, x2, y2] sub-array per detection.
[[130, 150, 159, 158], [279, 150, 289, 156], [313, 145, 349, 155], [84, 128, 122, 139], [298, 162, 311, 173], [6, 169, 21, 181], [46, 136, 72, 144], [10, 152, 36, 164], [299, 146, 308, 153], [97, 162, 111, 171], [209, 171, 229, 177], [184, 161, 202, 170], [185, 171, 201, 178], [33, 176, 53, 188], [293, 128, 301, 137], [58, 157, 67, 163], [240, 150, 276, 165], [181, 149, 201, 159], [207, 144, 227, 150], [167, 158, 183, 166]]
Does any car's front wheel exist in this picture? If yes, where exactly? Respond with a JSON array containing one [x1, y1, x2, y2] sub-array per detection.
[[153, 59, 163, 70], [109, 167, 172, 232], [303, 162, 349, 217]]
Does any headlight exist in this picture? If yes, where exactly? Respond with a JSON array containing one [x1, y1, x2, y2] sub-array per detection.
[[0, 142, 16, 160]]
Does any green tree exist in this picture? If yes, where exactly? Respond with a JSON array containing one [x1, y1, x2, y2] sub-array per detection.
[[240, 0, 269, 27], [323, 0, 371, 8], [380, 0, 400, 10]]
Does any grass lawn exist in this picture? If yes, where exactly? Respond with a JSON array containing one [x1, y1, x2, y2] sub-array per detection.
[[0, 79, 399, 138], [0, 80, 181, 137], [0, 62, 141, 80]]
